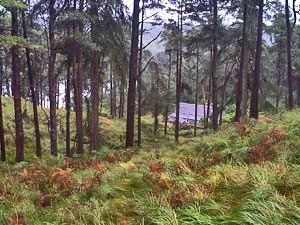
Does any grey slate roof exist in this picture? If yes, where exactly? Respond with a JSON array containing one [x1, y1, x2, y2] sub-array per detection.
[[169, 102, 212, 122]]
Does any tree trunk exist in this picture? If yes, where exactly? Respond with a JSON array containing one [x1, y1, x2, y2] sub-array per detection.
[[74, 0, 84, 154], [285, 0, 293, 109], [110, 63, 113, 117], [119, 80, 124, 118], [175, 2, 183, 141], [164, 51, 172, 135], [219, 63, 233, 126], [137, 0, 145, 147], [100, 81, 103, 114], [112, 72, 117, 117], [89, 0, 100, 151], [64, 0, 71, 156], [0, 51, 6, 162], [22, 10, 42, 158], [249, 0, 263, 119], [194, 46, 199, 137], [110, 63, 116, 118], [206, 75, 211, 129], [56, 81, 59, 109], [39, 62, 43, 106], [48, 0, 58, 156], [175, 37, 180, 139], [201, 83, 206, 128], [235, 0, 248, 122], [90, 54, 100, 150], [297, 78, 300, 107], [154, 65, 159, 133], [65, 57, 71, 156], [34, 52, 40, 106], [11, 8, 24, 162], [276, 41, 283, 111], [211, 0, 218, 131], [125, 0, 140, 147], [241, 47, 249, 118], [74, 51, 84, 154]]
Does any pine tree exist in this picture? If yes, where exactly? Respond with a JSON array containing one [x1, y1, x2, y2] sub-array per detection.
[[125, 0, 140, 147], [48, 0, 58, 156], [11, 7, 24, 162], [285, 0, 293, 109], [250, 0, 264, 119], [0, 51, 6, 162]]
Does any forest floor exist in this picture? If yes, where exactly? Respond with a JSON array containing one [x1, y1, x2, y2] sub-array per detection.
[[1, 97, 300, 224]]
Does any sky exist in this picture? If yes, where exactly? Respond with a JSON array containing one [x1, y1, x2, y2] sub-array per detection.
[[124, 0, 296, 16], [123, 0, 298, 51]]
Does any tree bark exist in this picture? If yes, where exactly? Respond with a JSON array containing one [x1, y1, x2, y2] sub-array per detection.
[[249, 0, 263, 119], [206, 76, 211, 129], [0, 51, 6, 162], [219, 63, 233, 126], [110, 63, 116, 118], [235, 0, 248, 122], [110, 63, 113, 117], [48, 0, 58, 155], [241, 48, 249, 118], [56, 81, 59, 109], [285, 0, 293, 109], [137, 0, 145, 147], [175, 2, 183, 141], [125, 0, 140, 147], [89, 0, 100, 151], [74, 50, 84, 154], [211, 0, 218, 130], [74, 0, 84, 154], [89, 54, 100, 151], [194, 46, 199, 137], [276, 41, 283, 111], [164, 50, 172, 135], [100, 80, 103, 113], [22, 10, 42, 158], [112, 72, 117, 117], [65, 57, 71, 156], [64, 0, 71, 156], [11, 8, 24, 162], [119, 79, 125, 118], [154, 64, 159, 133], [201, 83, 206, 128]]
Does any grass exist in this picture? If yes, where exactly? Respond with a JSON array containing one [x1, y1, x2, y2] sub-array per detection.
[[1, 97, 300, 224]]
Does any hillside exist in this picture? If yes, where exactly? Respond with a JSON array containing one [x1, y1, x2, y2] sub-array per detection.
[[1, 97, 300, 224]]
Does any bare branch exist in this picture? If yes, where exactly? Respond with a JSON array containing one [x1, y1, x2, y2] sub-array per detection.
[[141, 31, 161, 50], [292, 0, 296, 29], [137, 56, 155, 78], [143, 27, 155, 33], [140, 12, 159, 23]]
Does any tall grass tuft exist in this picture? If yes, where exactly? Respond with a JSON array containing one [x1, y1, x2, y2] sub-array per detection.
[[239, 192, 300, 225]]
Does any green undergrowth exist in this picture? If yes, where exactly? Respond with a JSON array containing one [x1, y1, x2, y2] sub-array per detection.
[[1, 96, 300, 224]]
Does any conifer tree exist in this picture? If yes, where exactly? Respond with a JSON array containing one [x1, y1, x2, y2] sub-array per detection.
[[48, 0, 58, 155], [11, 7, 24, 162], [126, 0, 140, 147]]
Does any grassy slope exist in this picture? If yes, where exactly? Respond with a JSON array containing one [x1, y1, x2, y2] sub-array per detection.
[[1, 97, 300, 224]]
